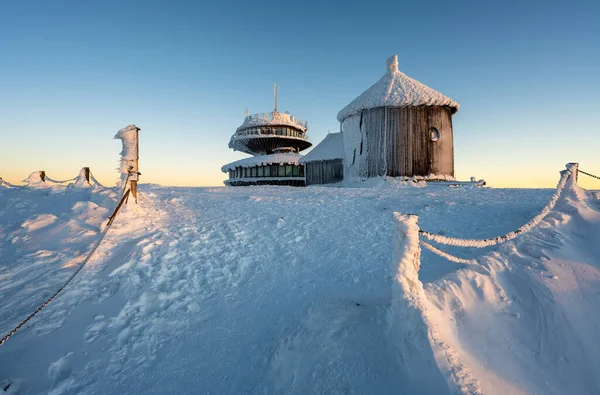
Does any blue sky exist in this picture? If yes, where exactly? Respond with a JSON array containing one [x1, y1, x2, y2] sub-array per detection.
[[1, 0, 599, 188]]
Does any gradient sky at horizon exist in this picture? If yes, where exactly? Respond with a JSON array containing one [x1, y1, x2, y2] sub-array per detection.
[[1, 0, 599, 189]]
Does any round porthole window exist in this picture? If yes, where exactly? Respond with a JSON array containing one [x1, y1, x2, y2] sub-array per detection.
[[429, 127, 440, 142]]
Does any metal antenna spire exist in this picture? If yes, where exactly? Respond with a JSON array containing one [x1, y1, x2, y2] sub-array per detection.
[[274, 82, 277, 113]]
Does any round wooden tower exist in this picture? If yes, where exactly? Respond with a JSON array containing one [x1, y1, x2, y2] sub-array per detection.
[[222, 109, 312, 186], [337, 55, 459, 180]]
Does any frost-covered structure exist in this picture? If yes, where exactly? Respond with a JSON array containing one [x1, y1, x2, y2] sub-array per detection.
[[222, 110, 312, 186], [114, 125, 140, 187], [300, 132, 344, 185], [338, 55, 459, 180]]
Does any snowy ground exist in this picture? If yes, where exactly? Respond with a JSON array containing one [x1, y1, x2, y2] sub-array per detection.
[[0, 180, 598, 394]]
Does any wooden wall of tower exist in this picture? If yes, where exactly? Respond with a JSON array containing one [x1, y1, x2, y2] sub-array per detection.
[[345, 106, 454, 178]]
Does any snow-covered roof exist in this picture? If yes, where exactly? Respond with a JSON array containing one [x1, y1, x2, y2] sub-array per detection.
[[299, 133, 343, 163], [237, 111, 308, 132], [337, 55, 459, 122], [221, 153, 303, 172]]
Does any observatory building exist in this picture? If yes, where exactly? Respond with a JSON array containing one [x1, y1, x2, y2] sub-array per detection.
[[222, 88, 312, 186], [336, 54, 459, 181]]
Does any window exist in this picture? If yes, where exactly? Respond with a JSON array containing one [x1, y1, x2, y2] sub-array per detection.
[[285, 165, 292, 176], [258, 166, 264, 177], [264, 165, 271, 177], [293, 165, 299, 176], [271, 164, 278, 177], [251, 167, 257, 177], [299, 165, 304, 177], [429, 127, 440, 142], [278, 165, 285, 177]]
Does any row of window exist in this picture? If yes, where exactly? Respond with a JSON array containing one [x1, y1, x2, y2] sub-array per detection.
[[228, 164, 305, 179], [236, 126, 306, 139]]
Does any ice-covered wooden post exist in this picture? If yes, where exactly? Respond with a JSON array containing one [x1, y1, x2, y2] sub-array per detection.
[[566, 162, 579, 184], [114, 124, 140, 203], [83, 167, 90, 184]]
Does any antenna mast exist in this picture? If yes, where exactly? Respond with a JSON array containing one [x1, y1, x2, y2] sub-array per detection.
[[274, 82, 277, 113]]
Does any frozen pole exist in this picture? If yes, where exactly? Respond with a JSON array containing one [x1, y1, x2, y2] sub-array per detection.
[[83, 167, 90, 184], [114, 124, 141, 203], [566, 162, 579, 184], [274, 82, 277, 113]]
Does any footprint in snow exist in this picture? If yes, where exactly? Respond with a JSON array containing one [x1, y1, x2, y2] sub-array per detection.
[[48, 352, 74, 384], [277, 217, 285, 229]]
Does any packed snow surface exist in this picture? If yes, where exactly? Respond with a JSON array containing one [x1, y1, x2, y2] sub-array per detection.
[[0, 181, 599, 394], [221, 152, 302, 172], [299, 132, 343, 162], [337, 55, 460, 122]]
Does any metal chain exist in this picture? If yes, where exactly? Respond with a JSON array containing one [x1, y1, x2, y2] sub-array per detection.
[[0, 188, 131, 347], [578, 169, 600, 181]]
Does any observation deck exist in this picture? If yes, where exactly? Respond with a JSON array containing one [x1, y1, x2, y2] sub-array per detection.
[[229, 111, 312, 155]]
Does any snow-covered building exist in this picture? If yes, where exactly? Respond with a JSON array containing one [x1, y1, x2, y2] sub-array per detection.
[[222, 109, 312, 186], [337, 55, 460, 180], [299, 132, 344, 186]]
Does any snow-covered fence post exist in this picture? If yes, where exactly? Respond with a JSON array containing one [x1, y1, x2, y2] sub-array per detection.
[[388, 213, 448, 393], [114, 125, 140, 203], [392, 213, 421, 275], [39, 171, 46, 182], [83, 167, 90, 184], [566, 162, 578, 185]]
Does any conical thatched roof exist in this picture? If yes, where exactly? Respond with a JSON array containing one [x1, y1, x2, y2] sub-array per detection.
[[337, 55, 459, 122]]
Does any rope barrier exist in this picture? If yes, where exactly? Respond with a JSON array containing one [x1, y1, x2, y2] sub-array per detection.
[[420, 240, 477, 265], [0, 187, 132, 347], [0, 178, 22, 188], [578, 169, 600, 181], [1, 170, 109, 190], [45, 176, 77, 184], [89, 171, 106, 189], [419, 170, 571, 248]]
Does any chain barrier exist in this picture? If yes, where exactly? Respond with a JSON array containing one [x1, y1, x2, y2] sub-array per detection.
[[419, 170, 571, 248], [578, 169, 600, 181], [0, 186, 132, 347]]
